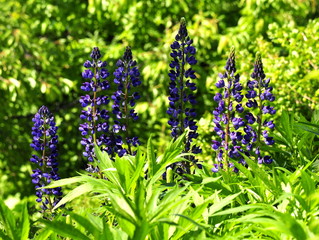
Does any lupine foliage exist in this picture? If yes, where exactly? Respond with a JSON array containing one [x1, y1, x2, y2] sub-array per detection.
[[1, 0, 318, 198], [0, 0, 319, 239]]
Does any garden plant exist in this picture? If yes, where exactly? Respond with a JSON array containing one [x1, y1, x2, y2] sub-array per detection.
[[1, 0, 319, 239]]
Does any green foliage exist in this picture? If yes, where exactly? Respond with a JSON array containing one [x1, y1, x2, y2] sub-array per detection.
[[0, 199, 30, 240], [1, 0, 318, 199], [1, 127, 319, 238], [0, 0, 319, 238]]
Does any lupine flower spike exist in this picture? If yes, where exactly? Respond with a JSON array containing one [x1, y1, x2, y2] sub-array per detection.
[[167, 18, 201, 174], [245, 53, 275, 164], [212, 48, 245, 173], [79, 47, 110, 166], [30, 106, 62, 212], [111, 46, 141, 157]]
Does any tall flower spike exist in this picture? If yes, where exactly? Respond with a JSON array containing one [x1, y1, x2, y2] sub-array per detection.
[[211, 48, 245, 173], [167, 18, 201, 174], [30, 106, 62, 211], [110, 46, 141, 157], [79, 47, 110, 165], [245, 53, 275, 164]]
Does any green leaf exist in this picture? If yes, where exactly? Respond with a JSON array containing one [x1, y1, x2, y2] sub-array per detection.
[[94, 144, 113, 172], [209, 192, 241, 215], [129, 150, 145, 192], [40, 176, 84, 189], [53, 183, 95, 210], [0, 199, 18, 240], [0, 230, 11, 240], [300, 171, 316, 196], [68, 212, 102, 237], [295, 122, 319, 135], [211, 204, 264, 216], [147, 135, 156, 178], [33, 228, 53, 240], [241, 155, 278, 194], [20, 202, 30, 240], [104, 190, 137, 225], [39, 219, 91, 240], [279, 111, 294, 147], [100, 220, 129, 240], [149, 185, 190, 222]]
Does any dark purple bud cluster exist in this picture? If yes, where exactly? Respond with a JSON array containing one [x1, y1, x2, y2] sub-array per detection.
[[167, 18, 201, 173], [79, 47, 111, 162], [245, 54, 275, 164], [211, 48, 245, 173], [30, 106, 62, 210], [110, 46, 141, 156]]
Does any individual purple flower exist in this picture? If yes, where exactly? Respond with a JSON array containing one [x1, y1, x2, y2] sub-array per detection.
[[79, 47, 110, 164], [167, 18, 201, 174], [244, 53, 275, 164], [211, 48, 245, 172], [109, 46, 141, 156], [30, 106, 62, 211]]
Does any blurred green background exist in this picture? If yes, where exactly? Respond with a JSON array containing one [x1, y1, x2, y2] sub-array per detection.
[[0, 0, 318, 200]]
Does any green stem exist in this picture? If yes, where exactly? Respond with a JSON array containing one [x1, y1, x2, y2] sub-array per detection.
[[179, 42, 185, 136], [41, 120, 54, 213], [223, 74, 231, 172], [179, 38, 191, 173], [256, 77, 263, 156], [124, 63, 132, 155], [92, 62, 97, 145]]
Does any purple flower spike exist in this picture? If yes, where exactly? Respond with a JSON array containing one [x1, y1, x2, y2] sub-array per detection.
[[167, 18, 201, 174], [211, 47, 245, 173], [108, 46, 141, 156], [244, 53, 276, 164], [30, 106, 62, 211], [79, 47, 111, 164]]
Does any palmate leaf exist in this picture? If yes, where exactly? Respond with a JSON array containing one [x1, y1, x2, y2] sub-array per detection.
[[149, 185, 191, 223], [94, 146, 124, 191], [147, 153, 189, 189], [171, 197, 214, 239], [235, 154, 279, 199], [145, 186, 164, 216], [102, 187, 137, 225]]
